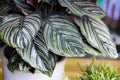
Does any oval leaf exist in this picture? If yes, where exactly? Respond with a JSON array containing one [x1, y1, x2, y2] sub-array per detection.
[[17, 30, 57, 76], [43, 15, 85, 57], [7, 49, 31, 72], [58, 0, 105, 18], [14, 0, 36, 15], [0, 14, 41, 49], [74, 15, 118, 58]]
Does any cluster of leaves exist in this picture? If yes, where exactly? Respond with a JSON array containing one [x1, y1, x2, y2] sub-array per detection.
[[76, 63, 120, 80], [0, 0, 118, 77]]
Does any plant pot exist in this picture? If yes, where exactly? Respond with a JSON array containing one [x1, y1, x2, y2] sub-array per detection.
[[0, 48, 66, 80]]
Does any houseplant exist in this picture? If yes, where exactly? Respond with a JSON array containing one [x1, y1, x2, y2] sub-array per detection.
[[0, 0, 118, 80]]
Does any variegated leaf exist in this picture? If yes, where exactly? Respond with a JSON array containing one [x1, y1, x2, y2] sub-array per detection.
[[58, 0, 105, 18], [7, 50, 31, 72], [43, 15, 85, 57], [18, 61, 32, 72], [17, 30, 57, 76], [14, 0, 36, 15], [0, 0, 12, 16], [74, 15, 118, 58], [0, 5, 11, 16], [0, 14, 41, 49]]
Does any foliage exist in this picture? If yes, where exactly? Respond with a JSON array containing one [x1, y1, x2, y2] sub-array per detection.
[[0, 0, 118, 77], [76, 61, 120, 80], [62, 74, 70, 80]]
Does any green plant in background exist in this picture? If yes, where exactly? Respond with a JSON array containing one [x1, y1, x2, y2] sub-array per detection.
[[76, 60, 120, 80], [62, 74, 70, 80], [0, 0, 118, 77]]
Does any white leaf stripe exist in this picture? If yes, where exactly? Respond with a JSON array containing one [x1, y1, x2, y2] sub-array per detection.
[[17, 43, 48, 71], [19, 61, 30, 71], [58, 0, 82, 16], [7, 50, 30, 72], [14, 0, 35, 14], [74, 16, 118, 58], [58, 0, 105, 18], [17, 30, 56, 76], [0, 4, 11, 16], [0, 14, 41, 48], [43, 15, 86, 57]]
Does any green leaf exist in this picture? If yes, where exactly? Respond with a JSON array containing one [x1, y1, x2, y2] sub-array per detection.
[[43, 15, 86, 57], [0, 5, 11, 16], [58, 0, 105, 18], [77, 63, 120, 80], [74, 15, 118, 58], [14, 0, 36, 15], [0, 13, 57, 76], [0, 14, 41, 49], [74, 1, 105, 17], [7, 50, 31, 72], [0, 0, 12, 16], [17, 30, 57, 76]]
